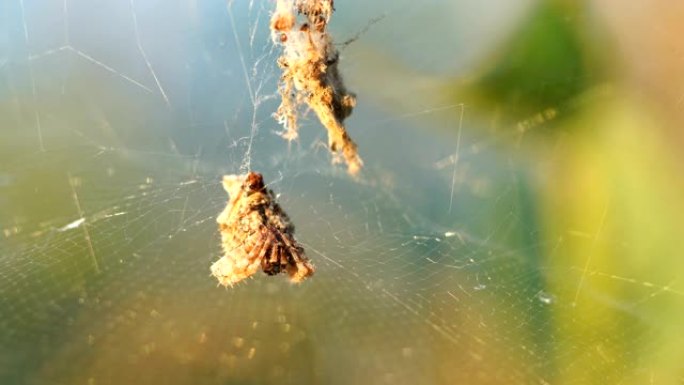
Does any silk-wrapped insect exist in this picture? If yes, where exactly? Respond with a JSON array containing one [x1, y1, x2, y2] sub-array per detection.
[[211, 172, 314, 287]]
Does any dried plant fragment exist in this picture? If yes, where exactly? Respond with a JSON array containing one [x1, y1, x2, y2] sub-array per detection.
[[212, 172, 314, 286], [271, 0, 363, 176]]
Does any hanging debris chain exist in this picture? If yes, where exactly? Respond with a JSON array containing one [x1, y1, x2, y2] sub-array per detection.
[[213, 1, 365, 286], [271, 0, 363, 176]]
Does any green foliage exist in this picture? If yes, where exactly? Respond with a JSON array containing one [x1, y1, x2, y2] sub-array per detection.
[[459, 1, 605, 127]]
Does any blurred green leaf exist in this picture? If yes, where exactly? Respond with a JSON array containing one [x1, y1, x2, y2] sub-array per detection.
[[458, 1, 607, 128]]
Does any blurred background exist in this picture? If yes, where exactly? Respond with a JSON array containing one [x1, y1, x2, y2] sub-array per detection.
[[1, 0, 683, 384]]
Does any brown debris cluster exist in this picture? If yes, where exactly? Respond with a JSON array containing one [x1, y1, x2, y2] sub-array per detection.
[[211, 172, 315, 286], [211, 1, 368, 287], [271, 0, 363, 176]]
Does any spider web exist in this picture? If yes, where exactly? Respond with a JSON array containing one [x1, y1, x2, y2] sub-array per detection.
[[1, 1, 683, 384]]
